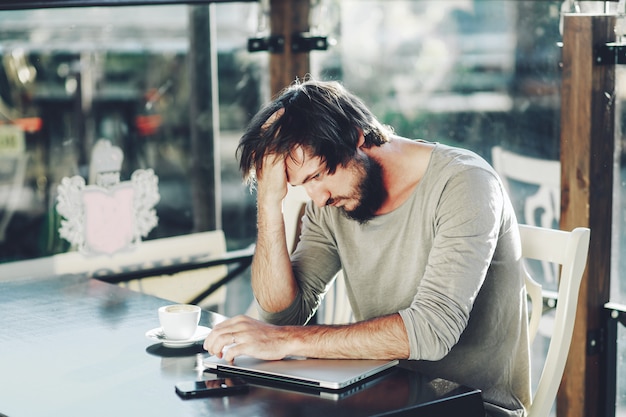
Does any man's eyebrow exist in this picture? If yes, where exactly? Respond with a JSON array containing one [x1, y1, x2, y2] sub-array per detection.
[[300, 171, 320, 185], [289, 167, 323, 187]]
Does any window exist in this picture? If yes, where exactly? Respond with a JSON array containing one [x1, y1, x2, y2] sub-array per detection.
[[0, 2, 265, 264]]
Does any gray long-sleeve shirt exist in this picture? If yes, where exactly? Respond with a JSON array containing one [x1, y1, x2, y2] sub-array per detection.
[[260, 143, 531, 416]]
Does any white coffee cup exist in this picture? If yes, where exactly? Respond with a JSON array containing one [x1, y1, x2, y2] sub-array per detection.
[[158, 304, 201, 340]]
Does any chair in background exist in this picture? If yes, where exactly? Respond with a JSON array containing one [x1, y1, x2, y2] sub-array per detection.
[[519, 224, 591, 417], [105, 232, 255, 312], [492, 145, 561, 285], [0, 230, 254, 313]]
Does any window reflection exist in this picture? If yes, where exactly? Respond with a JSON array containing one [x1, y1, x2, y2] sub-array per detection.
[[0, 3, 264, 262]]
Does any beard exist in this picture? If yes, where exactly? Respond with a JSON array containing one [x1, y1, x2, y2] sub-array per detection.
[[342, 155, 387, 224]]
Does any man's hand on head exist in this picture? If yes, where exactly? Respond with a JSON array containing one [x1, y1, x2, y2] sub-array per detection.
[[256, 153, 289, 207]]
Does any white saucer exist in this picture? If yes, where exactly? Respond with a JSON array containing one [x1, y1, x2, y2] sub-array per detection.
[[145, 326, 211, 348]]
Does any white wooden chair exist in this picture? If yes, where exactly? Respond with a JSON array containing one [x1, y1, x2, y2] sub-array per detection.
[[492, 146, 561, 285], [519, 224, 591, 417]]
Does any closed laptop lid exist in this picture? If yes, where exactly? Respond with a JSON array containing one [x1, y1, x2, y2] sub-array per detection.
[[203, 356, 399, 390]]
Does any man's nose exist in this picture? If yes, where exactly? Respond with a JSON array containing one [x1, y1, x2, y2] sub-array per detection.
[[303, 183, 330, 207]]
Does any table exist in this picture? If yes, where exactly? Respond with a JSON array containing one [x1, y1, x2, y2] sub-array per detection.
[[0, 275, 485, 417]]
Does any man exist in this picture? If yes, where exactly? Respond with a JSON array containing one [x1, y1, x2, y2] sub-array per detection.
[[204, 79, 530, 417]]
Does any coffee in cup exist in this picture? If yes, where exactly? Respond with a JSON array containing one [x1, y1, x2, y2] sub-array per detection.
[[158, 304, 201, 340]]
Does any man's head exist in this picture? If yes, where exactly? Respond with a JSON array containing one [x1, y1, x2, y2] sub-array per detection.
[[237, 79, 391, 185], [284, 144, 387, 224]]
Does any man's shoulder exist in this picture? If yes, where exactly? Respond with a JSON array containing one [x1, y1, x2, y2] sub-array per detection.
[[431, 143, 494, 174]]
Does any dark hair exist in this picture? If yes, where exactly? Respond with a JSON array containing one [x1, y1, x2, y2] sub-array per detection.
[[237, 79, 392, 185]]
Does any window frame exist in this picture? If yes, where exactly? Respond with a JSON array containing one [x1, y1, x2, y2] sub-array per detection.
[[0, 0, 254, 11]]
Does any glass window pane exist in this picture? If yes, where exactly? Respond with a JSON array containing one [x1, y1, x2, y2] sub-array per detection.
[[0, 3, 265, 264]]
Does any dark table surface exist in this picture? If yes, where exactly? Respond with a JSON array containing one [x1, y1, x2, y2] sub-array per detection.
[[0, 274, 485, 417]]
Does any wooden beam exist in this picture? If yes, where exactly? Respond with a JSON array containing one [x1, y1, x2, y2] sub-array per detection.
[[189, 4, 221, 231], [559, 14, 616, 417], [269, 0, 310, 96]]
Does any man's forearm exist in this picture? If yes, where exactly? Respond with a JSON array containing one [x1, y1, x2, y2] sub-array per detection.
[[251, 202, 298, 312], [286, 313, 410, 360]]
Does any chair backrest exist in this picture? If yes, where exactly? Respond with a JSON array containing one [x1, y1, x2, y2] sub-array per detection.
[[519, 224, 591, 417], [492, 146, 561, 286]]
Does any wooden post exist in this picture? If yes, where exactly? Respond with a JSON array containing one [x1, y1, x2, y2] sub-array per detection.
[[189, 4, 221, 231], [559, 13, 616, 417], [269, 0, 310, 96]]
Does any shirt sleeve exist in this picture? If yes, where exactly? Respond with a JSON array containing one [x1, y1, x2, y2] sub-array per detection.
[[399, 167, 505, 361]]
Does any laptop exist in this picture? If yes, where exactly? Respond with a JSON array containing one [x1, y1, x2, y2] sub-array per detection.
[[203, 355, 398, 391]]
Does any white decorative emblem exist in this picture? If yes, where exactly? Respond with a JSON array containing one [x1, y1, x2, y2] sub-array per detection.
[[56, 139, 160, 256]]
